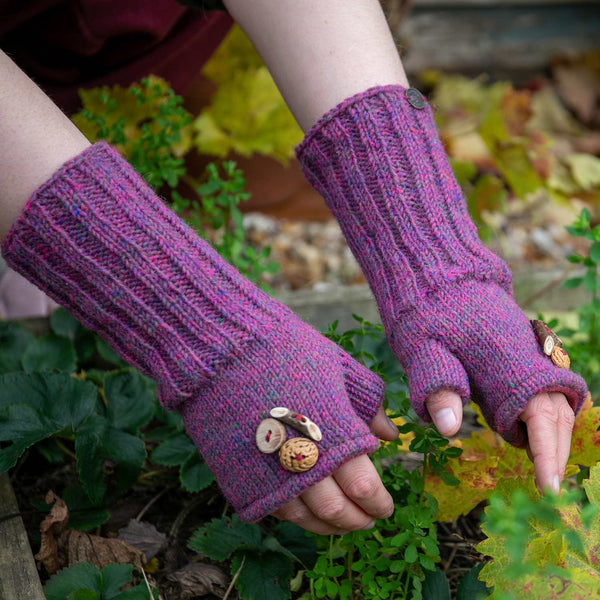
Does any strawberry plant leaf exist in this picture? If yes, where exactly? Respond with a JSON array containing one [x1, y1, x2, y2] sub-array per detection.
[[422, 568, 450, 600], [0, 321, 33, 373], [272, 521, 318, 569], [75, 414, 146, 504], [22, 334, 77, 373], [100, 563, 134, 599], [456, 564, 490, 600], [150, 433, 196, 466], [63, 485, 110, 531], [188, 515, 261, 561], [69, 590, 100, 600], [0, 373, 97, 471], [232, 550, 293, 600], [180, 451, 215, 492], [104, 370, 156, 432], [44, 562, 102, 600]]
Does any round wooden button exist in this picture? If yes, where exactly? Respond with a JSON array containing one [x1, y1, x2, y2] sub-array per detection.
[[255, 419, 286, 454], [279, 438, 319, 473]]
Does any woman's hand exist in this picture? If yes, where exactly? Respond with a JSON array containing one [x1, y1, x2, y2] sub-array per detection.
[[425, 389, 574, 495], [273, 407, 398, 534]]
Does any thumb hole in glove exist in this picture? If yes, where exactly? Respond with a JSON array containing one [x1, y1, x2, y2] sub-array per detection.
[[400, 338, 470, 424]]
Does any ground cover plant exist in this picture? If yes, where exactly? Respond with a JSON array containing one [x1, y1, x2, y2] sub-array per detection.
[[1, 38, 600, 599]]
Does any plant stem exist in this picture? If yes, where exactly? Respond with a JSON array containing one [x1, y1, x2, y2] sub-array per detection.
[[54, 438, 77, 460], [137, 468, 170, 481], [223, 554, 246, 600]]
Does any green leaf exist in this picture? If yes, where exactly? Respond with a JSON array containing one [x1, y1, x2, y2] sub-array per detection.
[[151, 434, 195, 466], [75, 415, 146, 503], [187, 515, 261, 561], [272, 521, 318, 569], [44, 562, 101, 600], [0, 373, 97, 471], [68, 590, 100, 600], [564, 277, 583, 289], [0, 321, 33, 373], [50, 308, 82, 340], [590, 243, 600, 264], [100, 563, 135, 600], [95, 337, 128, 368], [104, 370, 156, 432], [180, 451, 215, 492], [583, 269, 597, 292], [456, 563, 490, 600], [422, 568, 450, 600], [233, 550, 293, 600], [63, 486, 110, 531], [112, 586, 158, 600], [405, 544, 418, 564], [22, 334, 77, 372]]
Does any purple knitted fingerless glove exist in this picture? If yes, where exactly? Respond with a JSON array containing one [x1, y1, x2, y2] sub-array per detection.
[[1, 142, 385, 521], [296, 85, 588, 447]]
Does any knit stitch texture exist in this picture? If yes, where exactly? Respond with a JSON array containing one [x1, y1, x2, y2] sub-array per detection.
[[296, 85, 588, 446], [1, 142, 385, 521]]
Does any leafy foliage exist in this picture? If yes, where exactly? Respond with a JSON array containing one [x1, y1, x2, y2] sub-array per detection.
[[194, 25, 303, 162], [44, 562, 157, 600], [477, 467, 600, 599], [0, 310, 214, 514], [188, 515, 317, 600]]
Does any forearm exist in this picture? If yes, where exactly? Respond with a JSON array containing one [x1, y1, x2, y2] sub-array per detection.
[[222, 0, 409, 131], [0, 50, 89, 240]]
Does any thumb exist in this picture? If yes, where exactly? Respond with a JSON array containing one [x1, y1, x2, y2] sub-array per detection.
[[369, 405, 400, 441], [425, 389, 463, 437], [395, 338, 470, 430]]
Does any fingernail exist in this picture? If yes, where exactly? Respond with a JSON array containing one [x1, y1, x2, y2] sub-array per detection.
[[434, 408, 457, 433], [386, 415, 399, 437], [553, 475, 560, 494], [362, 520, 376, 530]]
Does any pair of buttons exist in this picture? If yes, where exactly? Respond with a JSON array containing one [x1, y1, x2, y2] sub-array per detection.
[[256, 408, 322, 473]]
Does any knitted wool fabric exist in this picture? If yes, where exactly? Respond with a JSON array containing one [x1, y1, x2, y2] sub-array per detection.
[[296, 85, 588, 447], [1, 142, 385, 521]]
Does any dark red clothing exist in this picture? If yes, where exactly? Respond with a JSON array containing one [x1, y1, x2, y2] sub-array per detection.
[[0, 0, 232, 114]]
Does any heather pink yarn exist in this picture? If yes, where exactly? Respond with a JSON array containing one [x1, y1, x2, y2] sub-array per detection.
[[1, 142, 385, 521], [296, 85, 588, 446]]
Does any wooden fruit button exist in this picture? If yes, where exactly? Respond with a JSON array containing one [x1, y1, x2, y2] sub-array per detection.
[[531, 320, 563, 357], [255, 419, 286, 454], [279, 438, 319, 473], [551, 346, 571, 369], [270, 407, 323, 442]]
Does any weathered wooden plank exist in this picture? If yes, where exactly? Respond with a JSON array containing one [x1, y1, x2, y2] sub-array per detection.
[[397, 4, 600, 75], [0, 473, 45, 600]]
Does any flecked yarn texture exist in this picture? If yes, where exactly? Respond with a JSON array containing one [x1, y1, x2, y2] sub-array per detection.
[[296, 85, 588, 446], [1, 142, 385, 521]]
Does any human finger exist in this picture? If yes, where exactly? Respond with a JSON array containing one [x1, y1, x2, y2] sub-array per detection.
[[333, 454, 394, 519], [300, 471, 377, 531], [425, 388, 463, 437], [369, 405, 399, 440], [273, 496, 348, 536], [520, 392, 561, 494]]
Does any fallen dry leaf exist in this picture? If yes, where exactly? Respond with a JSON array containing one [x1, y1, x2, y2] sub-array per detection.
[[35, 491, 145, 575], [166, 563, 228, 599], [35, 490, 69, 575], [118, 519, 167, 562]]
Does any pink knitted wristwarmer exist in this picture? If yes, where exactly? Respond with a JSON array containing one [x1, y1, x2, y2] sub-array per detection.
[[1, 142, 385, 521], [296, 85, 588, 447]]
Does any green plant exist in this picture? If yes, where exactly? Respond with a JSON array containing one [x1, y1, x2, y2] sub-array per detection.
[[188, 515, 318, 600], [43, 561, 157, 600], [0, 308, 215, 524], [477, 468, 600, 599]]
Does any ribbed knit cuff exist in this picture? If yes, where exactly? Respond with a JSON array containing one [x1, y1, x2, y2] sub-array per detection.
[[1, 143, 285, 410], [296, 85, 512, 324]]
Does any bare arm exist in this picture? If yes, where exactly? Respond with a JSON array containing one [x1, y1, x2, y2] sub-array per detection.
[[0, 50, 89, 240], [222, 0, 409, 131]]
